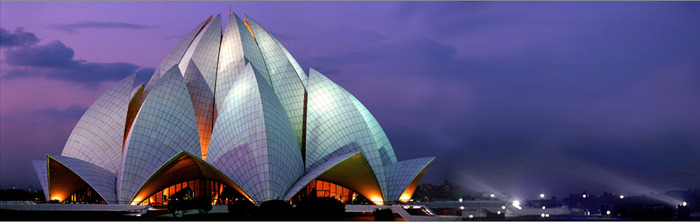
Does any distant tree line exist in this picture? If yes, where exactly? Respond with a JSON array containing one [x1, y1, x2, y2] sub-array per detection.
[[0, 189, 44, 201]]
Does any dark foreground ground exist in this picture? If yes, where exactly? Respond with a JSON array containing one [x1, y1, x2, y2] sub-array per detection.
[[0, 210, 376, 221], [2, 210, 699, 221]]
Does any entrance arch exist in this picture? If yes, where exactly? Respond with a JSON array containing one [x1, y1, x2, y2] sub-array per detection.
[[129, 152, 254, 205]]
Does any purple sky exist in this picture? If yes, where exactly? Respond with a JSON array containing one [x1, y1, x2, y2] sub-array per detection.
[[2, 2, 700, 200]]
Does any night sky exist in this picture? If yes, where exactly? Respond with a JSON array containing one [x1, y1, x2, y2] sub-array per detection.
[[2, 2, 700, 200]]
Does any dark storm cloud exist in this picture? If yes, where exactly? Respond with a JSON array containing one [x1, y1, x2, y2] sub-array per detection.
[[2, 30, 153, 86], [52, 21, 156, 33], [0, 27, 39, 48]]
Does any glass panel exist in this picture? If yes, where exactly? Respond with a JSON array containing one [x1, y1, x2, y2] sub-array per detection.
[[137, 179, 245, 206], [291, 180, 372, 205]]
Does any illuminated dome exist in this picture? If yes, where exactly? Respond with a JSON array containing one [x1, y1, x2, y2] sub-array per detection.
[[32, 13, 434, 206]]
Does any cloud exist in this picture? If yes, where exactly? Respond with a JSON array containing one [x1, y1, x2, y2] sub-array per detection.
[[281, 24, 386, 65], [5, 40, 76, 67], [2, 62, 142, 86], [309, 51, 385, 70], [35, 104, 86, 121], [0, 27, 40, 48], [296, 3, 700, 192], [134, 67, 155, 86], [51, 21, 156, 33], [2, 29, 153, 86]]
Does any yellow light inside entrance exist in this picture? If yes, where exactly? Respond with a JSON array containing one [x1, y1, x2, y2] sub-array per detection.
[[399, 193, 412, 203], [371, 198, 385, 205]]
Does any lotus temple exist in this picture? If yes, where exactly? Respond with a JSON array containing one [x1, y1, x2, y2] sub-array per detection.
[[31, 12, 434, 206]]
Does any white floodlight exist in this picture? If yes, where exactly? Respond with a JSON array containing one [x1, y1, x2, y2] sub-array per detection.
[[512, 200, 522, 209]]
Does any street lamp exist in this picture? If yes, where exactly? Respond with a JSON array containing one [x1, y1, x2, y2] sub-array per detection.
[[540, 193, 545, 199], [619, 195, 624, 199]]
